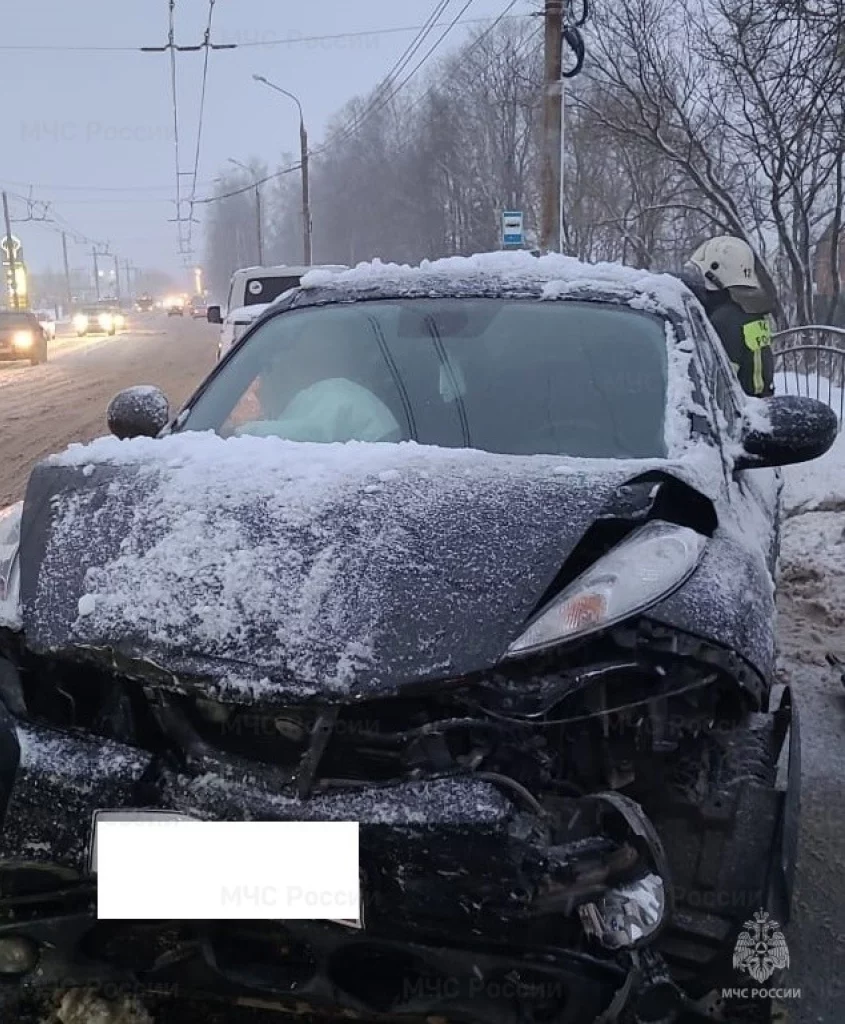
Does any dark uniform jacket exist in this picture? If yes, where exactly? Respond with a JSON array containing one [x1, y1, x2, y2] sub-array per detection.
[[704, 291, 774, 397]]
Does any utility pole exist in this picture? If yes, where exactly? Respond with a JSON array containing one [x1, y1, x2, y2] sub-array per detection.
[[251, 76, 312, 265], [227, 158, 264, 264], [114, 254, 121, 302], [541, 0, 563, 254], [255, 183, 264, 265], [61, 232, 72, 312], [124, 259, 132, 298], [92, 247, 100, 301], [300, 117, 312, 266], [2, 191, 19, 310]]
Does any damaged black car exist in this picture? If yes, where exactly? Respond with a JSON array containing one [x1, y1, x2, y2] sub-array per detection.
[[0, 253, 837, 1024]]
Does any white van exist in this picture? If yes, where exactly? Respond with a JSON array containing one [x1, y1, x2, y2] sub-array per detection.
[[208, 263, 347, 360]]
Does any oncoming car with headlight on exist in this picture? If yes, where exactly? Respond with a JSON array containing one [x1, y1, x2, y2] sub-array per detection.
[[0, 308, 48, 365], [0, 252, 837, 1023], [71, 305, 117, 337]]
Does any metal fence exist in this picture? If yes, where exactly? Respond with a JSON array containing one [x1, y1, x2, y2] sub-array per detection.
[[772, 325, 845, 429]]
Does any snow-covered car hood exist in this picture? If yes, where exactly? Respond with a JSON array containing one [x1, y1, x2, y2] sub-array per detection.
[[14, 433, 770, 704]]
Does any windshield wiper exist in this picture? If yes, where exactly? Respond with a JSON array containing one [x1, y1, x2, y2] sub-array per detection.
[[426, 315, 471, 449]]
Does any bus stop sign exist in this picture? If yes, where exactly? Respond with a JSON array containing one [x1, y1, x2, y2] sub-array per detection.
[[502, 211, 524, 248]]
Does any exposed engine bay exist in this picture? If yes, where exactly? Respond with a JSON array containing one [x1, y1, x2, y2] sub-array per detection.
[[0, 614, 796, 1024]]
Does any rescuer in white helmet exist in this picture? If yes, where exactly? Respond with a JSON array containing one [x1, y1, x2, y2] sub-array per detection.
[[683, 235, 775, 397]]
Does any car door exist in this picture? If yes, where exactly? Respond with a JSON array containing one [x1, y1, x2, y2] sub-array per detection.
[[686, 303, 782, 572]]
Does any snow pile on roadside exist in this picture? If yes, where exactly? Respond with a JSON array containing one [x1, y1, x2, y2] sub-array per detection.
[[782, 421, 845, 517], [779, 428, 845, 663]]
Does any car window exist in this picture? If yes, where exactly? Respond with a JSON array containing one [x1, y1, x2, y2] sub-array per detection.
[[687, 304, 742, 434], [243, 275, 302, 306], [181, 298, 671, 460], [0, 311, 35, 327]]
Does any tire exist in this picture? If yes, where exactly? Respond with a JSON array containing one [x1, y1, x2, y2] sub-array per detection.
[[639, 712, 786, 1019]]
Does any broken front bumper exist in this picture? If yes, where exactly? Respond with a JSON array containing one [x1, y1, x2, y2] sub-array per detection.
[[0, 706, 668, 1022]]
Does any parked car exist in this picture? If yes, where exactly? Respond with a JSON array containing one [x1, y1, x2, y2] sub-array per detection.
[[71, 305, 117, 337], [33, 309, 56, 341], [189, 297, 208, 319], [0, 251, 837, 1024], [0, 308, 48, 365]]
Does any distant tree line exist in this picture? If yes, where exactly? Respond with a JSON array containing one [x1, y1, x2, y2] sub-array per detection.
[[204, 0, 845, 327]]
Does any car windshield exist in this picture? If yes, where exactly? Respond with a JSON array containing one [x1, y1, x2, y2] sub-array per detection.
[[243, 275, 302, 306], [181, 298, 670, 459], [0, 310, 34, 326]]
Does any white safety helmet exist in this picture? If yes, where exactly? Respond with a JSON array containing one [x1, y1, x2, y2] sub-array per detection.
[[686, 235, 760, 292]]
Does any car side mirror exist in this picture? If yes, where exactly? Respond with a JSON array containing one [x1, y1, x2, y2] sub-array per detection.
[[107, 386, 170, 440], [734, 395, 838, 471], [207, 305, 222, 324]]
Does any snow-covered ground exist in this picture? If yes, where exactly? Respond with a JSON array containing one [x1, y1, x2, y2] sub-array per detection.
[[776, 426, 845, 1021], [780, 423, 845, 656]]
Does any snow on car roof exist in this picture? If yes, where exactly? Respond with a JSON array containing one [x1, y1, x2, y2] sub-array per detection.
[[299, 250, 692, 313]]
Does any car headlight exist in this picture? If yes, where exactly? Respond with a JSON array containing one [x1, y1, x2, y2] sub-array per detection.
[[73, 314, 88, 330], [0, 503, 23, 631], [505, 520, 707, 658], [11, 330, 33, 350]]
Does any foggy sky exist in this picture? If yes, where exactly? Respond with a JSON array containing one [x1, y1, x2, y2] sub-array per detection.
[[3, 0, 522, 286]]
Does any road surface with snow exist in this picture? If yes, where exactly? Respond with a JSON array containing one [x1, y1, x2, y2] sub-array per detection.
[[0, 314, 216, 508], [1, 321, 841, 1021], [777, 438, 845, 1023]]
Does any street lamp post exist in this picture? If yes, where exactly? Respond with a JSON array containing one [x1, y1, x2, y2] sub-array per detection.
[[252, 74, 312, 266], [228, 158, 264, 265]]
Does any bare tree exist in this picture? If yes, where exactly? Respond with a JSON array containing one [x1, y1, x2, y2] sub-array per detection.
[[580, 0, 845, 325]]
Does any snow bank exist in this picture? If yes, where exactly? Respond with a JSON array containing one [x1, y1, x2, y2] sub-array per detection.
[[782, 427, 845, 516], [302, 250, 691, 313], [778, 384, 845, 663]]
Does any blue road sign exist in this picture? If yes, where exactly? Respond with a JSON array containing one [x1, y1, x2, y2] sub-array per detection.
[[502, 210, 524, 247]]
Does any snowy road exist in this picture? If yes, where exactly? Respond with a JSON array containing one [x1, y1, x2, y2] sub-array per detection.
[[777, 445, 845, 1023], [0, 314, 216, 508]]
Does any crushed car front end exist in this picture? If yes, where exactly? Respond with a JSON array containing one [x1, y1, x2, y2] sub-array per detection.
[[0, 480, 798, 1023], [0, 618, 798, 1023]]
